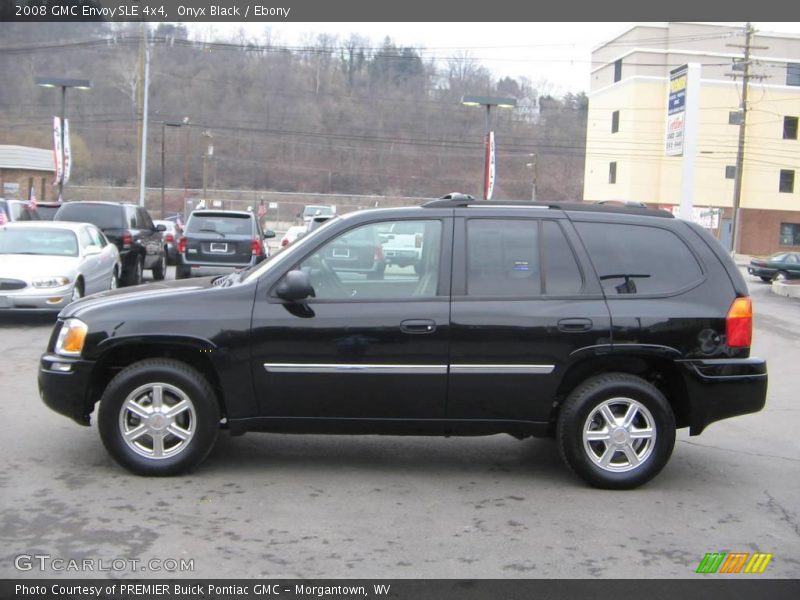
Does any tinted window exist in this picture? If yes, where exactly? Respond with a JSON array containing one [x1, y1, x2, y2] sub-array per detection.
[[542, 220, 583, 295], [467, 219, 540, 297], [36, 205, 60, 220], [575, 222, 702, 295], [137, 208, 154, 230], [125, 206, 138, 228], [187, 214, 254, 236], [56, 204, 124, 230]]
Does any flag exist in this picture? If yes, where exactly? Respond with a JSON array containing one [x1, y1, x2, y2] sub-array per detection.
[[27, 187, 37, 210], [0, 208, 7, 226], [63, 118, 72, 183], [53, 116, 64, 185]]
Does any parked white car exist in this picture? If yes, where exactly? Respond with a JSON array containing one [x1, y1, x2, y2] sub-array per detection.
[[280, 225, 308, 248], [0, 221, 121, 312]]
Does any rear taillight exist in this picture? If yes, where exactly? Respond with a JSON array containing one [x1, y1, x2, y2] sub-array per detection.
[[281, 238, 289, 247], [164, 233, 175, 243], [121, 231, 133, 250], [178, 237, 186, 254], [726, 297, 752, 348], [252, 239, 262, 256], [374, 245, 384, 262]]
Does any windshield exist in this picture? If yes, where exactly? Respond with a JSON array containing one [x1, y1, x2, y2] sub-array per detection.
[[302, 205, 334, 218], [0, 228, 78, 256], [241, 215, 341, 283]]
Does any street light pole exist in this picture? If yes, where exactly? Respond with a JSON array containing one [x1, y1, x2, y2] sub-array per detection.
[[461, 95, 517, 200], [526, 154, 537, 201], [34, 77, 92, 201]]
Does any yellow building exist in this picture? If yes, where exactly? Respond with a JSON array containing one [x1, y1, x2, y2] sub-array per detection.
[[584, 23, 800, 255]]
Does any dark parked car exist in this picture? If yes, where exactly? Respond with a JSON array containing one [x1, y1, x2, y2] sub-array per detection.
[[34, 202, 63, 220], [54, 201, 167, 286], [176, 210, 274, 279], [747, 252, 800, 282], [154, 219, 182, 266], [39, 198, 767, 489]]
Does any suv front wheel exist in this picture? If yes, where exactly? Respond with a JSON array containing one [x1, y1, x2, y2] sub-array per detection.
[[557, 373, 676, 489], [98, 359, 220, 476]]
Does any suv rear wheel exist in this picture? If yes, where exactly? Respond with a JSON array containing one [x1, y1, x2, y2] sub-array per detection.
[[557, 373, 676, 489], [125, 255, 144, 286], [98, 359, 220, 476], [151, 252, 166, 280]]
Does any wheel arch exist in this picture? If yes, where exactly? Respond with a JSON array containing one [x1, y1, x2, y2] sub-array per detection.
[[553, 352, 691, 432], [87, 338, 228, 419]]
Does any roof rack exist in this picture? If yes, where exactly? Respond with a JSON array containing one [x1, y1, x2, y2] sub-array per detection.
[[422, 196, 674, 218]]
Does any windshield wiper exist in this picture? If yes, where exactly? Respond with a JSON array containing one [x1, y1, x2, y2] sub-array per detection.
[[198, 228, 225, 237]]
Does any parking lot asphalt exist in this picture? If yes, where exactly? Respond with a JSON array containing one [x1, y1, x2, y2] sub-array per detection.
[[0, 267, 798, 579]]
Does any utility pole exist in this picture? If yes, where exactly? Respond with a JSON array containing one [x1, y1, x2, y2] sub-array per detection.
[[726, 23, 768, 255], [202, 130, 213, 203]]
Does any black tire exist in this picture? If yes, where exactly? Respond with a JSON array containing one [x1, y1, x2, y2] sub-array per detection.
[[413, 262, 425, 276], [557, 373, 676, 490], [125, 254, 144, 286], [70, 278, 84, 303], [367, 265, 386, 280], [772, 270, 789, 283], [151, 252, 166, 281], [98, 359, 220, 476], [760, 276, 771, 282], [110, 268, 119, 290]]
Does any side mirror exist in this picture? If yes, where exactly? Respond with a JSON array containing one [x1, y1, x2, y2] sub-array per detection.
[[275, 269, 314, 302], [84, 245, 102, 256], [156, 224, 167, 232], [263, 229, 276, 239]]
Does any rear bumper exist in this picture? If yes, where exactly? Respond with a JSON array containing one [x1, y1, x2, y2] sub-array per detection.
[[38, 353, 95, 425], [677, 357, 767, 435]]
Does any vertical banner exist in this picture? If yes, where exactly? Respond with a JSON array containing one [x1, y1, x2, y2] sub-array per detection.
[[484, 131, 496, 200], [665, 65, 688, 156], [52, 116, 64, 185], [63, 118, 72, 184]]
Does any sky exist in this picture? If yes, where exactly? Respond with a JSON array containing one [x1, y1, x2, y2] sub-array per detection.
[[196, 22, 800, 94]]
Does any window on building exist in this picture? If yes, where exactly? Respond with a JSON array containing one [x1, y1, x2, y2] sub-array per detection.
[[609, 162, 617, 184], [725, 166, 736, 179], [614, 59, 622, 83], [611, 110, 620, 133], [575, 222, 703, 295], [779, 169, 795, 193], [787, 63, 800, 86], [784, 116, 799, 140], [779, 223, 800, 245]]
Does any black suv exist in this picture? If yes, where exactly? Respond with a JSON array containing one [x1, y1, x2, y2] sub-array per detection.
[[54, 201, 167, 286], [176, 210, 275, 279], [38, 198, 767, 488]]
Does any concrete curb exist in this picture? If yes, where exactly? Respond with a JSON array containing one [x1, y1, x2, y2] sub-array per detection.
[[771, 280, 800, 299]]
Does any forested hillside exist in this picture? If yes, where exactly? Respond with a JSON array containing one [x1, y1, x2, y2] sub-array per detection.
[[0, 22, 588, 200]]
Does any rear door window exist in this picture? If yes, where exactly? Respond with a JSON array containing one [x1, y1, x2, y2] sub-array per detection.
[[466, 219, 541, 297], [575, 222, 703, 295]]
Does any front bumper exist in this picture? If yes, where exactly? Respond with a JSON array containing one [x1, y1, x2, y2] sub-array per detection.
[[677, 357, 767, 435], [0, 285, 75, 311], [38, 353, 96, 425], [748, 266, 775, 278]]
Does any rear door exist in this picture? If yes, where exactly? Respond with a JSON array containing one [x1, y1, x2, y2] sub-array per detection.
[[447, 210, 612, 423], [185, 213, 254, 266]]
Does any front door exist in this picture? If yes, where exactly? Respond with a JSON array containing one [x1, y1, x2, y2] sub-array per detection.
[[250, 216, 453, 419]]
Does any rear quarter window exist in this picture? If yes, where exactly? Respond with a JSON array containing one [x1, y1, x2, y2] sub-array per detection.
[[575, 221, 703, 295]]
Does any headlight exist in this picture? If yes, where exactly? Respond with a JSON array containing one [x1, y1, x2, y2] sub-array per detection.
[[54, 318, 88, 357], [32, 276, 70, 289]]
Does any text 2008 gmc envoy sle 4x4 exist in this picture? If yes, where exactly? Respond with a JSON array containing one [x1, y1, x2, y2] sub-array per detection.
[[39, 196, 767, 488]]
